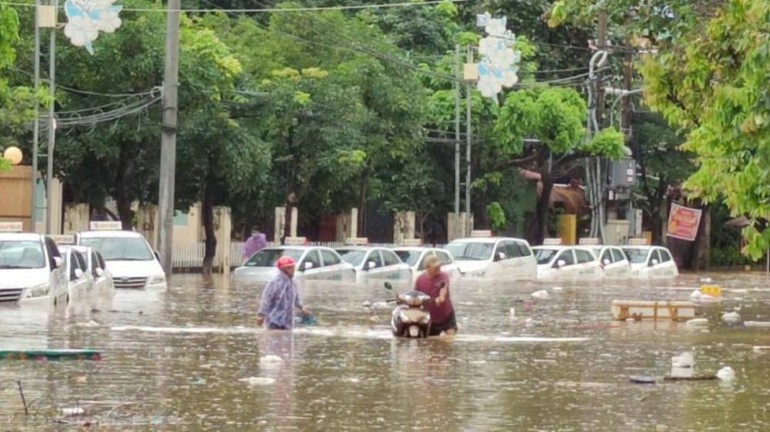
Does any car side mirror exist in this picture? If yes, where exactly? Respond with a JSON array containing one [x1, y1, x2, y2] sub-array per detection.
[[603, 258, 611, 266], [154, 250, 161, 261], [73, 268, 84, 280], [303, 262, 314, 270], [367, 261, 376, 270], [95, 267, 104, 277], [555, 259, 566, 268], [650, 259, 659, 267], [496, 252, 507, 262], [53, 256, 63, 269]]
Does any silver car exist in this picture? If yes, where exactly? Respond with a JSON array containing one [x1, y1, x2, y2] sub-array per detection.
[[70, 246, 115, 311], [336, 246, 411, 289], [58, 246, 94, 315], [232, 246, 355, 284]]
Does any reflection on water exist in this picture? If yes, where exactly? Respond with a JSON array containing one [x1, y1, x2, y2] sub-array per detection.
[[1, 271, 770, 429]]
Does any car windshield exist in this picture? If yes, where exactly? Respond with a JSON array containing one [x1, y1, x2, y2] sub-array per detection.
[[337, 250, 365, 266], [0, 240, 45, 269], [80, 237, 154, 261], [394, 250, 420, 266], [445, 242, 493, 261], [534, 248, 558, 265], [245, 248, 303, 267], [623, 248, 649, 264]]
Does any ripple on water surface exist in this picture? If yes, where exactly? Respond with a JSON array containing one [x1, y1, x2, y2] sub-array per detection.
[[1, 272, 770, 430]]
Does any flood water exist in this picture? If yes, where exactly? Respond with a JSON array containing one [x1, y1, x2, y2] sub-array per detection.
[[2, 272, 770, 430]]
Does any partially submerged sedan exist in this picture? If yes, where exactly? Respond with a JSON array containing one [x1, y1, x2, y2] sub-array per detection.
[[392, 247, 461, 286], [533, 246, 602, 280], [622, 245, 679, 279], [591, 245, 631, 278], [336, 246, 411, 289], [58, 246, 94, 315], [232, 246, 355, 284]]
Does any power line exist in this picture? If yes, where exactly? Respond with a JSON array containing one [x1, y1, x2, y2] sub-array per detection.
[[0, 0, 468, 13]]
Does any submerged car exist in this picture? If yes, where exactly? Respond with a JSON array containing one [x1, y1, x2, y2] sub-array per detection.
[[533, 246, 602, 280], [444, 237, 537, 280], [0, 223, 67, 307], [591, 245, 632, 278], [392, 247, 461, 286], [58, 246, 94, 314], [232, 246, 355, 284], [622, 245, 679, 279], [58, 241, 115, 311], [336, 246, 411, 288], [77, 223, 167, 292]]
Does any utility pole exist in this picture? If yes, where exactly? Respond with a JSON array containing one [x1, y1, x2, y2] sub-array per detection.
[[465, 45, 473, 233], [157, 0, 181, 275], [596, 12, 608, 128], [31, 0, 41, 231], [44, 0, 57, 235], [454, 44, 461, 215]]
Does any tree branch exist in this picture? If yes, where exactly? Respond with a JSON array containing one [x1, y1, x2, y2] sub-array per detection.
[[493, 147, 547, 171]]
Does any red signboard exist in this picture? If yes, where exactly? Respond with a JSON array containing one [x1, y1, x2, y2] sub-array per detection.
[[666, 203, 702, 241]]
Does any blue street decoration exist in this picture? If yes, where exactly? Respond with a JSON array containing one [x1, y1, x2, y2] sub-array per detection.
[[475, 12, 521, 103], [64, 0, 123, 54]]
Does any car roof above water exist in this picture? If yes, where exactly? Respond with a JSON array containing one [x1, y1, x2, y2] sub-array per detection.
[[78, 230, 144, 239], [0, 233, 44, 242]]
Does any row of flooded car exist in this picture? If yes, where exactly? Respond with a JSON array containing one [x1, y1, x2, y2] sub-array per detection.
[[231, 236, 679, 288], [0, 222, 167, 308]]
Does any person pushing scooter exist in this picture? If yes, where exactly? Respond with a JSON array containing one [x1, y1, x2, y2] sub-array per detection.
[[414, 255, 457, 336]]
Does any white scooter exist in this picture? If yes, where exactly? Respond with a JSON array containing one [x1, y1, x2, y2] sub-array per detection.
[[384, 281, 444, 338]]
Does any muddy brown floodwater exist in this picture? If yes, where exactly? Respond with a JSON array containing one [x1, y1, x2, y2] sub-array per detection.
[[1, 272, 769, 431]]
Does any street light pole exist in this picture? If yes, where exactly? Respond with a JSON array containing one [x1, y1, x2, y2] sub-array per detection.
[[45, 0, 57, 235], [454, 44, 461, 215], [465, 45, 473, 234], [31, 0, 41, 232]]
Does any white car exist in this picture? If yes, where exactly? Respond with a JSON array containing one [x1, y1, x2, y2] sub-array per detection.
[[232, 246, 355, 284], [392, 247, 461, 286], [0, 226, 67, 307], [444, 237, 537, 280], [533, 246, 602, 280], [58, 246, 94, 314], [77, 227, 167, 292], [336, 246, 411, 288], [592, 246, 631, 278], [62, 244, 115, 311], [622, 245, 679, 279]]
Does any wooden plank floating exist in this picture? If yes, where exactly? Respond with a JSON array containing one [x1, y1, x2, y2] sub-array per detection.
[[0, 349, 101, 360], [663, 375, 717, 381], [611, 300, 697, 322]]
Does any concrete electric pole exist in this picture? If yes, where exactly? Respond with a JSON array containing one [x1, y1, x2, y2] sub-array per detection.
[[157, 0, 181, 275]]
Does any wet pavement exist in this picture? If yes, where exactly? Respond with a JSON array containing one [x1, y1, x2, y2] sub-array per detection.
[[1, 272, 770, 430]]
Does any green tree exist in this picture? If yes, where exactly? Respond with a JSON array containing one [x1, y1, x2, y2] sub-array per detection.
[[1, 4, 45, 166], [494, 86, 625, 244], [629, 111, 693, 244], [214, 7, 427, 236]]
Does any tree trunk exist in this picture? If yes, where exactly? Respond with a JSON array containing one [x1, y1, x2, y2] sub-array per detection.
[[202, 181, 217, 277], [116, 197, 134, 230], [534, 176, 554, 245], [690, 204, 710, 271]]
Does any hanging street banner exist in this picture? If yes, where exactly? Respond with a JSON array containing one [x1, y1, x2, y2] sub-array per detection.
[[64, 0, 123, 54], [666, 203, 702, 241]]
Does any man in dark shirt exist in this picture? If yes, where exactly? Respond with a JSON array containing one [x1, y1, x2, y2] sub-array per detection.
[[414, 255, 457, 336]]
